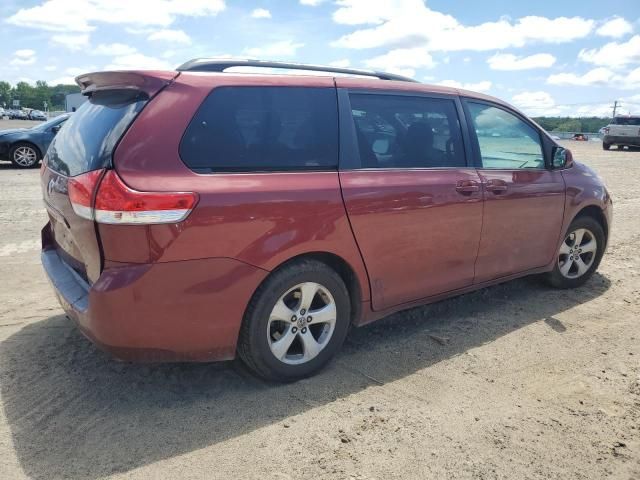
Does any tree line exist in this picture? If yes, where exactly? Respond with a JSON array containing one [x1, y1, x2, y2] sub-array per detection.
[[0, 81, 80, 111], [532, 116, 610, 133]]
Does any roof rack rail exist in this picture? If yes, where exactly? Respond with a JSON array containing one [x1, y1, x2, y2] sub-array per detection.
[[176, 58, 418, 83]]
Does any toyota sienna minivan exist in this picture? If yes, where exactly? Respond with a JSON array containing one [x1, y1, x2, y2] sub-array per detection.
[[41, 59, 612, 381]]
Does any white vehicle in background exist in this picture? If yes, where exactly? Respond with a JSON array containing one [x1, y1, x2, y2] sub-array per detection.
[[602, 116, 640, 150]]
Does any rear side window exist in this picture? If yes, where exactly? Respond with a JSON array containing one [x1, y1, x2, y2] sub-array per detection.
[[179, 87, 338, 172], [348, 94, 466, 169], [612, 117, 640, 126], [47, 90, 147, 177]]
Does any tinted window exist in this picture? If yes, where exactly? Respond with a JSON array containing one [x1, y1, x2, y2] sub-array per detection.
[[467, 102, 544, 169], [180, 87, 338, 172], [349, 94, 466, 169], [47, 90, 147, 177], [612, 117, 640, 126]]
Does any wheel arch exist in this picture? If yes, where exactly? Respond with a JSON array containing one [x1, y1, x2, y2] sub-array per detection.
[[256, 251, 364, 326], [574, 205, 608, 244]]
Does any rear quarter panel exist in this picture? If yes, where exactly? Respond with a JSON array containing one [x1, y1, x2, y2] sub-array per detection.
[[111, 73, 370, 301]]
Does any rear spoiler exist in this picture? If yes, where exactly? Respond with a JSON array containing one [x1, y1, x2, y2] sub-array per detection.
[[75, 71, 179, 97]]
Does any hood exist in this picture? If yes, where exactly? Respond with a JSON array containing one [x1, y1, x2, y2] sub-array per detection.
[[0, 128, 29, 136]]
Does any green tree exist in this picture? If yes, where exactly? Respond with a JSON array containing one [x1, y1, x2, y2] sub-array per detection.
[[0, 81, 11, 108], [0, 79, 80, 110], [553, 119, 582, 132]]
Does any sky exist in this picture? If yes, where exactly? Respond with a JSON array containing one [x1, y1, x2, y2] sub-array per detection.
[[0, 0, 639, 117]]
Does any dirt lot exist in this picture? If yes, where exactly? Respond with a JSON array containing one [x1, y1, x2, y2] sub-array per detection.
[[0, 139, 638, 480]]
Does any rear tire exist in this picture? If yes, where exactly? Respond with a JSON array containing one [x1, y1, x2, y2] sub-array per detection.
[[238, 259, 351, 382], [602, 142, 611, 151], [10, 142, 41, 168], [546, 216, 605, 289]]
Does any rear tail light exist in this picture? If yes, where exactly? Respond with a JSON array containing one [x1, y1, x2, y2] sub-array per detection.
[[68, 169, 104, 220], [603, 127, 609, 134], [68, 170, 198, 224]]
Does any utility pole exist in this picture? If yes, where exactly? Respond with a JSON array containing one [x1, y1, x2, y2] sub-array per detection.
[[612, 100, 620, 118]]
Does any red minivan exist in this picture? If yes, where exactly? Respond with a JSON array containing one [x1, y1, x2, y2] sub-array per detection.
[[40, 60, 612, 381]]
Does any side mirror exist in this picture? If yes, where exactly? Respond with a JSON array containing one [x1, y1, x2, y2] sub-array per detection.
[[552, 146, 573, 169], [51, 125, 61, 134]]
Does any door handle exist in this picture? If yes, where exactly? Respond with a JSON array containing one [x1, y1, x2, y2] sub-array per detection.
[[455, 180, 480, 195], [486, 179, 508, 194]]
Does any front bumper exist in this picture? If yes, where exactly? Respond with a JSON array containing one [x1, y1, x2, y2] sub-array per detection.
[[41, 223, 268, 362]]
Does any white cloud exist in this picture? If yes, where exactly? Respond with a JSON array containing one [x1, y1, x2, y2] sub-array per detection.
[[44, 65, 57, 72], [51, 33, 89, 51], [147, 29, 191, 45], [363, 47, 435, 78], [547, 67, 614, 86], [437, 80, 492, 92], [10, 49, 36, 66], [17, 77, 36, 85], [49, 76, 77, 85], [65, 66, 96, 76], [578, 35, 640, 68], [596, 17, 633, 38], [574, 103, 616, 117], [621, 67, 640, 90], [251, 8, 271, 19], [329, 59, 351, 68], [93, 43, 137, 56], [105, 53, 173, 71], [511, 91, 615, 117], [548, 65, 640, 90], [488, 53, 556, 70], [300, 0, 325, 5], [333, 0, 410, 25], [14, 49, 36, 58], [7, 0, 226, 32], [243, 40, 304, 58], [331, 0, 594, 51], [512, 91, 556, 111]]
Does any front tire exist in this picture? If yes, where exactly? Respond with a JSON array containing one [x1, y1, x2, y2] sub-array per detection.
[[238, 259, 351, 381], [10, 142, 41, 168], [546, 216, 605, 289]]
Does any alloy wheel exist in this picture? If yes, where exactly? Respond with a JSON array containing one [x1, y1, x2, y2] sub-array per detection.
[[267, 282, 337, 365], [13, 146, 37, 167], [558, 228, 597, 279]]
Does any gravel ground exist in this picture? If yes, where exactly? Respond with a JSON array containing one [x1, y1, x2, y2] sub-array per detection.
[[0, 139, 638, 480], [0, 119, 43, 129]]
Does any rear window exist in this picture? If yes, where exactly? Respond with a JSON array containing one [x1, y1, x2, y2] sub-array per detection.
[[47, 90, 147, 177], [612, 117, 640, 126], [179, 87, 338, 172]]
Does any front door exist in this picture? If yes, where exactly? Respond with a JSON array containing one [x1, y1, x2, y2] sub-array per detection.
[[339, 92, 483, 311], [463, 101, 565, 283]]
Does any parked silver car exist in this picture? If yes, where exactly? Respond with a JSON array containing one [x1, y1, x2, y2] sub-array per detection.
[[603, 116, 640, 150]]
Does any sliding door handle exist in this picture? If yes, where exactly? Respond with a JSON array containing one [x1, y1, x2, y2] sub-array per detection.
[[455, 180, 480, 195], [486, 179, 508, 194]]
